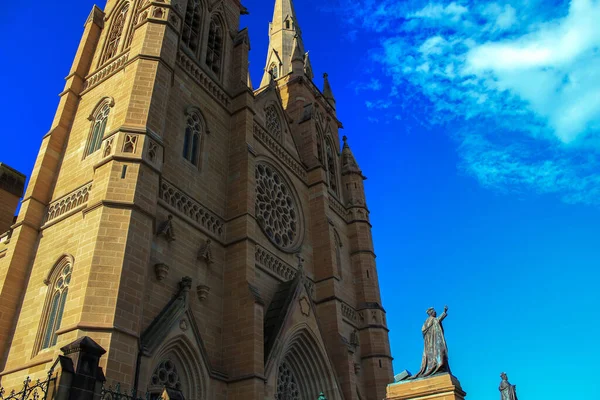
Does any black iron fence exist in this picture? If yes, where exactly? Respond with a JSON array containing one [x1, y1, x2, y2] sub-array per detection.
[[0, 367, 57, 400]]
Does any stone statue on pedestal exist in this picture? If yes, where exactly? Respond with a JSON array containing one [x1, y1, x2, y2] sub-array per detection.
[[411, 306, 450, 379], [499, 372, 518, 400]]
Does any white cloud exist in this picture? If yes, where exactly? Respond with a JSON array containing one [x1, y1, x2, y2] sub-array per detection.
[[333, 0, 600, 205], [409, 2, 469, 21], [464, 0, 600, 142]]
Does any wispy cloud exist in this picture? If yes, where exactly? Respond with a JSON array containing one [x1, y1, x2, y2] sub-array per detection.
[[332, 0, 600, 205]]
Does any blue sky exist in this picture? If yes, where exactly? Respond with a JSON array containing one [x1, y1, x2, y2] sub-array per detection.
[[1, 1, 599, 399]]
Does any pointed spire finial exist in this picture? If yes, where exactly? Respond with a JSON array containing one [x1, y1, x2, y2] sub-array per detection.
[[323, 72, 336, 108]]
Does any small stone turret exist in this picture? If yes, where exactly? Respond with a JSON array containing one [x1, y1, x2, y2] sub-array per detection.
[[341, 136, 366, 207], [322, 73, 336, 110], [291, 34, 304, 76]]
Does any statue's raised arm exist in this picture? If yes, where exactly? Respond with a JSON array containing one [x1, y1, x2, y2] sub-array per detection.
[[410, 306, 451, 379]]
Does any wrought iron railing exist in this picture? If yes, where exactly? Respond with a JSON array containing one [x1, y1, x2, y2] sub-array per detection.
[[100, 384, 166, 400], [0, 366, 57, 400]]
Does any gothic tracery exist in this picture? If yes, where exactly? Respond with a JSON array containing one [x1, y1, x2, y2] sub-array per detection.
[[255, 163, 299, 251]]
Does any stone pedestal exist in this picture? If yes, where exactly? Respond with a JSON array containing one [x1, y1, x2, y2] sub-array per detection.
[[386, 373, 466, 400]]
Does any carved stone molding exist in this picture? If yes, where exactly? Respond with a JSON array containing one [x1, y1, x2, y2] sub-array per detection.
[[83, 52, 130, 92], [158, 179, 225, 239], [255, 245, 297, 282], [328, 196, 350, 222], [253, 122, 307, 181], [341, 302, 358, 324], [46, 182, 93, 223], [176, 51, 230, 108]]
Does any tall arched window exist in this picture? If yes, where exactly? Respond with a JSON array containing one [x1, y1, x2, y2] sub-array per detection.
[[206, 17, 224, 75], [101, 2, 130, 64], [38, 257, 73, 351], [326, 140, 338, 195], [86, 100, 113, 157], [183, 108, 205, 167], [182, 0, 202, 54]]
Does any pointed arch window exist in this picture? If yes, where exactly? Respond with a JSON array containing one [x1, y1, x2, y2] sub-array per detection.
[[326, 140, 338, 195], [206, 17, 224, 76], [265, 105, 282, 140], [182, 108, 206, 167], [85, 100, 113, 157], [182, 0, 202, 54], [36, 257, 73, 352], [269, 63, 279, 80], [101, 2, 130, 64]]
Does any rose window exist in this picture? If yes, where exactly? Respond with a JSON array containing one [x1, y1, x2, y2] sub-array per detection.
[[275, 362, 300, 400], [255, 163, 299, 250]]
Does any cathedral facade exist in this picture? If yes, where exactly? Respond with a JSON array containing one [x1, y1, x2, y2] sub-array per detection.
[[0, 1, 393, 399]]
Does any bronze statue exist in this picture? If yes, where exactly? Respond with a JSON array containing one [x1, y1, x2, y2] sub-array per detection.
[[499, 372, 518, 400], [411, 306, 450, 379]]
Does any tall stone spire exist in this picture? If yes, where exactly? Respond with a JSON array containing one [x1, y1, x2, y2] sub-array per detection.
[[260, 0, 312, 87]]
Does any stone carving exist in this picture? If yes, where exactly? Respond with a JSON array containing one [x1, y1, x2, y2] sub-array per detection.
[[328, 195, 350, 222], [255, 163, 300, 251], [123, 134, 138, 153], [154, 263, 169, 281], [148, 140, 158, 162], [354, 362, 361, 375], [411, 306, 450, 379], [104, 137, 114, 158], [341, 303, 357, 323], [255, 246, 296, 281], [196, 284, 210, 301], [179, 319, 188, 331], [299, 296, 310, 316], [157, 215, 176, 242], [176, 51, 230, 107], [253, 123, 307, 180], [197, 239, 214, 264], [499, 373, 518, 400], [159, 179, 224, 238], [265, 105, 282, 140], [83, 52, 130, 92], [46, 182, 92, 222]]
